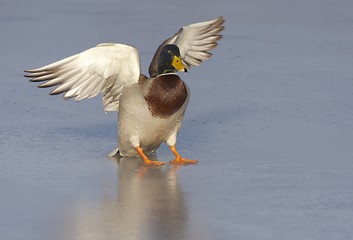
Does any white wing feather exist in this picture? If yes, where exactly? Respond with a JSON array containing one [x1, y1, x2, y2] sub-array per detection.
[[149, 17, 224, 76], [25, 43, 140, 111], [173, 17, 225, 68]]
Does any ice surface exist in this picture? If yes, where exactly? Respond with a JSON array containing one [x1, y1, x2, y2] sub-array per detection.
[[1, 0, 353, 239]]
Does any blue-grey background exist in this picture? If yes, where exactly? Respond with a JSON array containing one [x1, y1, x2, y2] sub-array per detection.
[[1, 0, 353, 239]]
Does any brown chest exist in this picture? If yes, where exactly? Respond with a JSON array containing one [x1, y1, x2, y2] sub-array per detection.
[[145, 74, 188, 118]]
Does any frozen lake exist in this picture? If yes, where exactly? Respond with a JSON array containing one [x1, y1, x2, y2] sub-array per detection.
[[1, 0, 353, 239]]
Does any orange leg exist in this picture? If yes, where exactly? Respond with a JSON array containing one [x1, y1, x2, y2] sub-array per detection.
[[169, 145, 198, 165], [136, 147, 165, 166]]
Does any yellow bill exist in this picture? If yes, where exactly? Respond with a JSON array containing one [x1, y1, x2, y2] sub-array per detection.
[[172, 56, 187, 72]]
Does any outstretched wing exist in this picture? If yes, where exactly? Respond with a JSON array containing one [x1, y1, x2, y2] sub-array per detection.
[[25, 43, 141, 112], [149, 17, 225, 77]]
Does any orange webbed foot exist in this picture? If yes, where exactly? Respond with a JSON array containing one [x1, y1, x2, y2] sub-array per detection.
[[169, 158, 198, 165], [169, 145, 198, 165], [144, 158, 165, 167], [136, 147, 165, 167]]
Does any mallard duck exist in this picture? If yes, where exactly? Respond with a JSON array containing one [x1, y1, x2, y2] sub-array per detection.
[[25, 17, 225, 166]]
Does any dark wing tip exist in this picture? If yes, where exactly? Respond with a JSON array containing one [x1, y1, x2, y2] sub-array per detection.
[[216, 16, 225, 24], [24, 69, 35, 78], [24, 69, 34, 73]]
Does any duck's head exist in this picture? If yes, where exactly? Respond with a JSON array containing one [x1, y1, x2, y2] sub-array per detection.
[[158, 44, 187, 75]]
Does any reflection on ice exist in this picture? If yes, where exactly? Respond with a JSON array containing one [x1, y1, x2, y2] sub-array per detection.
[[71, 156, 190, 240]]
